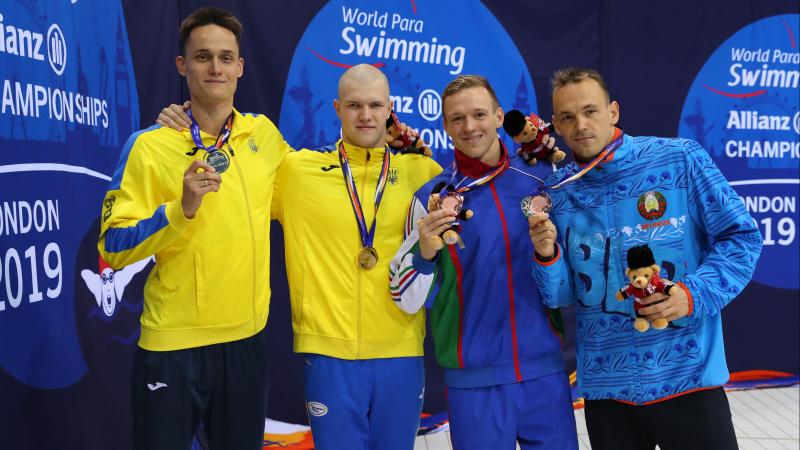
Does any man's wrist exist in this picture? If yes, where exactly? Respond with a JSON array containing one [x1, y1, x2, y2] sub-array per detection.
[[533, 243, 559, 265], [412, 251, 438, 274], [535, 252, 555, 262], [677, 281, 694, 317], [167, 200, 191, 232], [534, 244, 558, 263], [419, 246, 438, 261]]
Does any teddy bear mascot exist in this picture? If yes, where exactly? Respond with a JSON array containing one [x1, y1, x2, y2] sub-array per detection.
[[616, 244, 675, 332], [503, 110, 565, 165]]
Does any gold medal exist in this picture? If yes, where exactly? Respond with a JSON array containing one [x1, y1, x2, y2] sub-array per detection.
[[357, 246, 379, 271]]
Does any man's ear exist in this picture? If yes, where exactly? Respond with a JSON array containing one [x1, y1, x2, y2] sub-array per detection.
[[609, 100, 620, 126], [383, 101, 392, 123], [237, 57, 244, 78], [333, 99, 341, 118], [494, 106, 505, 130], [175, 56, 186, 77]]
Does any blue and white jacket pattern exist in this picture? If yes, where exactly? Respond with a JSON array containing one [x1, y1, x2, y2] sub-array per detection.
[[533, 134, 762, 404]]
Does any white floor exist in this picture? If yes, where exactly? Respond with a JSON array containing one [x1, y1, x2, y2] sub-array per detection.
[[413, 386, 800, 450]]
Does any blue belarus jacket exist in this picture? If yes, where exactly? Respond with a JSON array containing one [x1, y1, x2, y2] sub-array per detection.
[[533, 134, 762, 404]]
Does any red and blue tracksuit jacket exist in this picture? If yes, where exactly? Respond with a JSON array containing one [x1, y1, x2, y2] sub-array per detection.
[[389, 145, 565, 388]]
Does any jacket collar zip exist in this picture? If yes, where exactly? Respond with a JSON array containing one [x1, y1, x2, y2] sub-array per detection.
[[454, 139, 509, 179]]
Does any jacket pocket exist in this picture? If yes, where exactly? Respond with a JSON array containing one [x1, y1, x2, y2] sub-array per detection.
[[192, 251, 249, 327], [570, 248, 608, 308], [194, 251, 206, 312]]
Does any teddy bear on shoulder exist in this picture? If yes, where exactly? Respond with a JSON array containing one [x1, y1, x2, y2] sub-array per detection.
[[385, 111, 433, 157], [503, 110, 566, 166]]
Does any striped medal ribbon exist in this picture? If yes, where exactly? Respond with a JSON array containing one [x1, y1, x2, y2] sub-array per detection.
[[338, 141, 391, 271], [521, 130, 624, 217], [188, 109, 234, 174]]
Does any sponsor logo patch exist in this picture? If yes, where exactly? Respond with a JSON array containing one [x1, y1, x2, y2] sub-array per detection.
[[307, 401, 328, 417]]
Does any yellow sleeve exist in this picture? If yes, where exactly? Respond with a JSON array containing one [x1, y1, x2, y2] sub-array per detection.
[[410, 154, 443, 186], [271, 153, 290, 222], [97, 129, 190, 269], [425, 157, 444, 179], [261, 114, 294, 161], [254, 115, 293, 223]]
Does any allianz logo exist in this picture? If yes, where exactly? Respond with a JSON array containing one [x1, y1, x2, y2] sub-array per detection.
[[388, 89, 443, 122], [0, 12, 67, 76]]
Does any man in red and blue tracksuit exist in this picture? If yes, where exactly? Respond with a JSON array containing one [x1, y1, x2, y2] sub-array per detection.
[[389, 75, 577, 450]]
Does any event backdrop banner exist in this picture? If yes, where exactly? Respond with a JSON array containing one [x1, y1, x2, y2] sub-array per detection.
[[0, 0, 141, 447], [1, 1, 798, 449], [679, 13, 800, 290], [278, 0, 539, 167]]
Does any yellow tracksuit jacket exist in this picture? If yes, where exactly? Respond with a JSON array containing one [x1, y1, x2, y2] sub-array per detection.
[[98, 109, 290, 351], [272, 141, 441, 359]]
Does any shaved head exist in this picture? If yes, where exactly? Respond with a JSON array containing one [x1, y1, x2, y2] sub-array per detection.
[[334, 64, 392, 148], [337, 64, 390, 100]]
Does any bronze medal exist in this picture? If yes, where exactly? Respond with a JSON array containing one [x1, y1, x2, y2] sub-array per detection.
[[515, 132, 624, 218], [357, 246, 379, 271], [439, 192, 464, 216], [521, 192, 552, 217]]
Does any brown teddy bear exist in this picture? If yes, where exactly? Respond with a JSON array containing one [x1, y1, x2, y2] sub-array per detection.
[[386, 111, 432, 157], [616, 244, 675, 332], [503, 110, 566, 166], [426, 182, 473, 249]]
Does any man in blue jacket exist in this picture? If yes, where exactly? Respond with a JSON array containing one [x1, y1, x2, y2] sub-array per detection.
[[529, 67, 763, 450], [390, 75, 577, 450]]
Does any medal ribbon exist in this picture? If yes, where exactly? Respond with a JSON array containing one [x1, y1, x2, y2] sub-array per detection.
[[338, 141, 391, 250], [456, 158, 509, 193], [449, 142, 510, 193], [187, 109, 234, 153], [548, 130, 623, 190]]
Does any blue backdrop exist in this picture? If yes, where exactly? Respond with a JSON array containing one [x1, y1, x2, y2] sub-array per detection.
[[1, 1, 798, 449]]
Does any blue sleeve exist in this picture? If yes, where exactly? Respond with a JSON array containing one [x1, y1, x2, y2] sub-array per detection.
[[389, 191, 439, 313], [680, 140, 763, 318], [532, 243, 576, 308]]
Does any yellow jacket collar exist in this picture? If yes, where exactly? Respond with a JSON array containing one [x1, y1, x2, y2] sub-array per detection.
[[180, 108, 254, 142], [338, 139, 387, 164]]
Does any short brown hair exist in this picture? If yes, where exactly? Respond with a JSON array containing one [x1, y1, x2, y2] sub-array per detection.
[[442, 75, 500, 111], [551, 68, 610, 102], [179, 7, 242, 55]]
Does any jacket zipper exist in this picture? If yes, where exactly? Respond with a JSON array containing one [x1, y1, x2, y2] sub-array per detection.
[[354, 149, 372, 357], [489, 182, 523, 382], [231, 147, 259, 332]]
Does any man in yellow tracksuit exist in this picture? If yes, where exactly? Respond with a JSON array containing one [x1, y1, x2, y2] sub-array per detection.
[[97, 8, 290, 450], [157, 63, 441, 449], [271, 64, 441, 450]]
